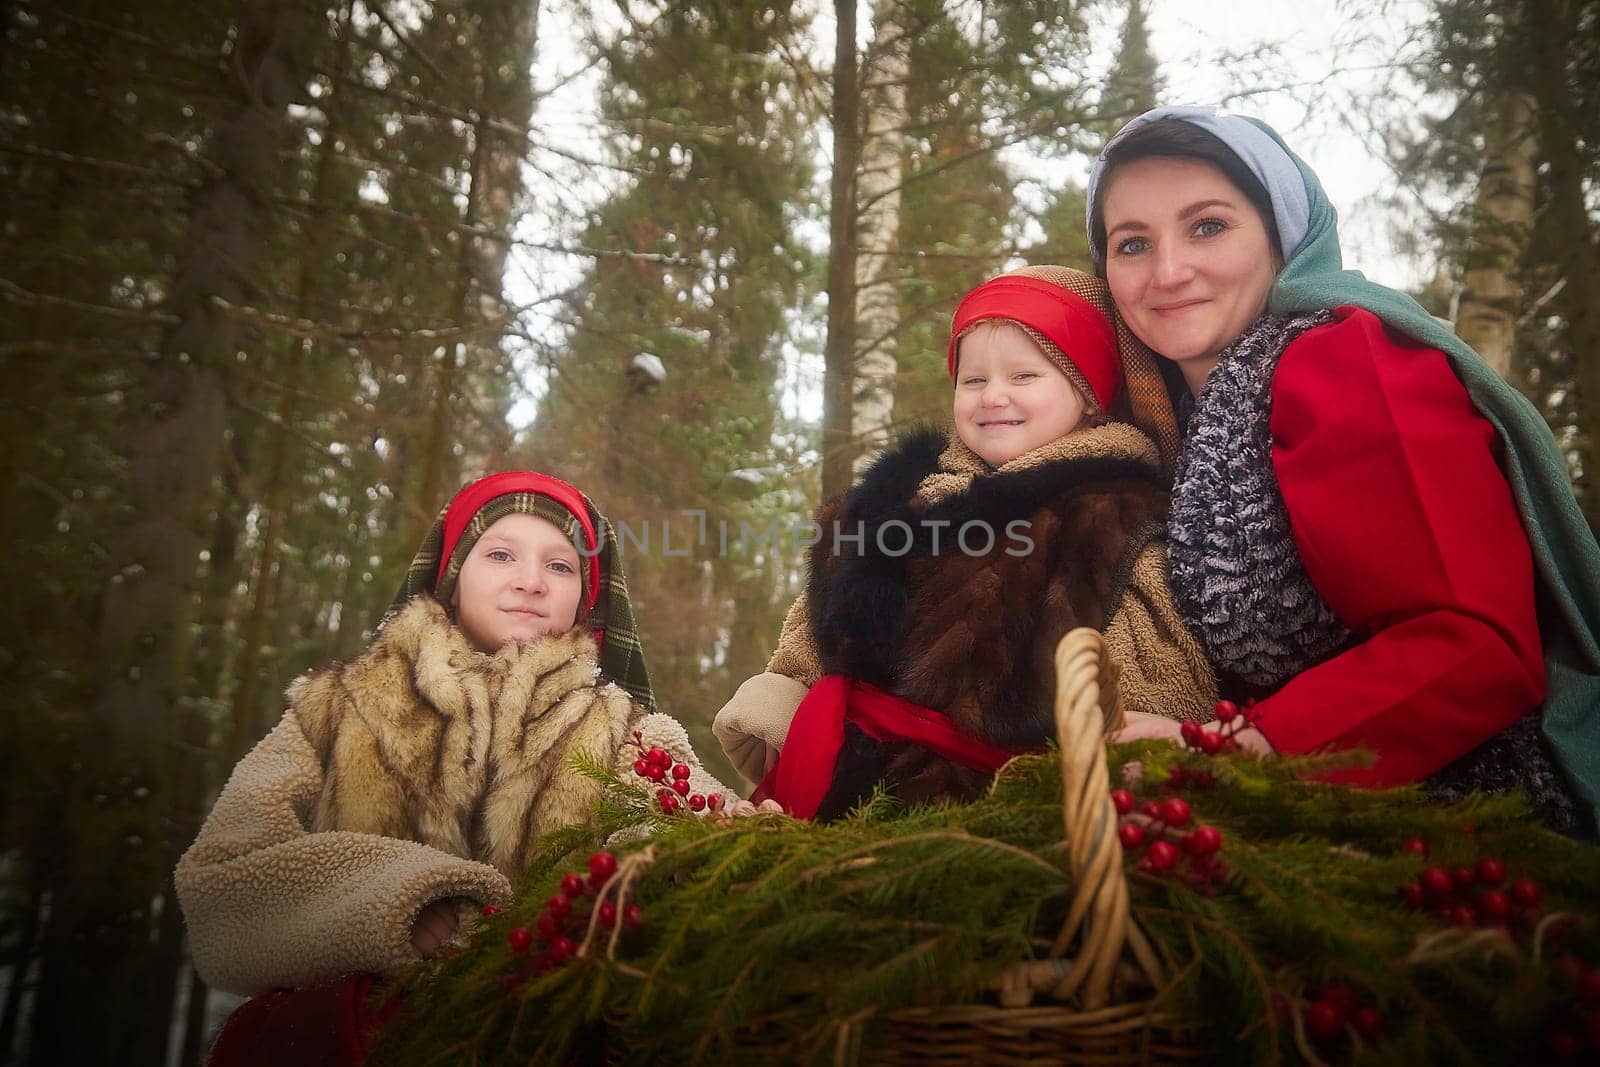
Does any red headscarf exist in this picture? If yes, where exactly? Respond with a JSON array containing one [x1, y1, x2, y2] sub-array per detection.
[[436, 471, 602, 614], [947, 274, 1121, 410]]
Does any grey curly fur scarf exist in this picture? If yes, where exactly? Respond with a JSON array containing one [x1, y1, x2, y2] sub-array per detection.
[[1168, 311, 1346, 687]]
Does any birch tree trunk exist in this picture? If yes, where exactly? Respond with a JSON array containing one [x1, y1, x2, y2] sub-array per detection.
[[822, 0, 861, 501], [850, 0, 911, 474], [1455, 89, 1535, 383]]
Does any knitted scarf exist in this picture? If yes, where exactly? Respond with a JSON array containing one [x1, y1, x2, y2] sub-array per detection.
[[1166, 310, 1347, 687], [1089, 107, 1600, 832], [382, 476, 655, 712]]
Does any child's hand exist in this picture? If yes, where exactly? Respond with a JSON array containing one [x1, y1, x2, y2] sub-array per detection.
[[721, 798, 787, 820], [410, 898, 462, 958], [1108, 710, 1185, 744]]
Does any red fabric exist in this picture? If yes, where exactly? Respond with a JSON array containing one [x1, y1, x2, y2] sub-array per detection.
[[947, 275, 1121, 409], [752, 675, 1037, 820], [207, 975, 399, 1067], [437, 471, 601, 612], [1252, 306, 1545, 785]]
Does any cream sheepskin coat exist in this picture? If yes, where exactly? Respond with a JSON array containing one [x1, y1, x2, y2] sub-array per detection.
[[176, 596, 724, 996]]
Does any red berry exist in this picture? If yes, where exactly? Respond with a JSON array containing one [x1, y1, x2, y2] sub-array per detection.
[[1554, 954, 1590, 984], [506, 927, 533, 954], [1185, 825, 1222, 856], [1419, 867, 1454, 899], [647, 765, 665, 782], [645, 747, 670, 767], [1146, 841, 1179, 873], [480, 904, 502, 917], [671, 763, 691, 780], [707, 792, 725, 811], [1139, 800, 1163, 820], [1508, 877, 1542, 908], [548, 936, 576, 963], [689, 793, 706, 811], [1166, 766, 1188, 787], [1159, 797, 1192, 827], [1475, 890, 1510, 923], [1576, 970, 1600, 1006], [671, 778, 691, 797], [1213, 699, 1239, 723], [1110, 789, 1135, 816], [588, 851, 618, 883], [560, 873, 586, 898], [546, 894, 572, 920], [536, 912, 561, 939], [1118, 823, 1147, 850], [623, 903, 643, 930], [1180, 721, 1204, 746], [1400, 838, 1429, 858], [1400, 884, 1426, 908], [1452, 867, 1475, 890], [1319, 984, 1359, 1014], [597, 901, 618, 928], [1190, 771, 1216, 789], [1474, 857, 1506, 885], [1304, 999, 1345, 1042], [632, 758, 650, 777], [1548, 1029, 1579, 1059], [1447, 905, 1477, 927], [660, 793, 680, 814], [1198, 732, 1224, 755], [1352, 1006, 1384, 1041]]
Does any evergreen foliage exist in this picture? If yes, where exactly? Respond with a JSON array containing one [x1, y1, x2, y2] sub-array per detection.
[[372, 745, 1600, 1066]]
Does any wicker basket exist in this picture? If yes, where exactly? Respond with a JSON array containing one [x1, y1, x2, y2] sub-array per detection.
[[862, 628, 1199, 1065]]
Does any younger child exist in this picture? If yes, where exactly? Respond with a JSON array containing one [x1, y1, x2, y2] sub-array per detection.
[[715, 266, 1215, 820], [177, 472, 725, 1058]]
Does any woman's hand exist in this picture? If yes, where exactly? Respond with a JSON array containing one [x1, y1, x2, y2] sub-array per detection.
[[721, 798, 787, 819], [1110, 710, 1276, 756], [1109, 710, 1186, 744], [410, 898, 462, 958]]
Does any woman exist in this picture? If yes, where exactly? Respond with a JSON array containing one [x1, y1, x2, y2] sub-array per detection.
[[1087, 106, 1600, 836]]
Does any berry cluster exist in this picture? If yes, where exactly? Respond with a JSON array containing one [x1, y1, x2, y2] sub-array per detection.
[[1545, 955, 1600, 1058], [1291, 983, 1384, 1047], [1396, 840, 1544, 933], [1179, 699, 1259, 755], [626, 731, 723, 815], [497, 851, 641, 975], [1111, 788, 1226, 891]]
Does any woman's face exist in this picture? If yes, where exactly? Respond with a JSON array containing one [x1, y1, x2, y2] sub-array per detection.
[[1101, 156, 1280, 393], [452, 513, 584, 652]]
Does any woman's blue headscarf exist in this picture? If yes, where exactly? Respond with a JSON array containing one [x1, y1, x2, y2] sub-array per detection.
[[1088, 106, 1600, 830]]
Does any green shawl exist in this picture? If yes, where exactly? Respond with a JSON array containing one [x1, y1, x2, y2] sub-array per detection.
[[1256, 119, 1600, 829]]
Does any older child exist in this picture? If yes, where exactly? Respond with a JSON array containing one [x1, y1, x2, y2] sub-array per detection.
[[177, 472, 725, 1059], [715, 266, 1215, 821]]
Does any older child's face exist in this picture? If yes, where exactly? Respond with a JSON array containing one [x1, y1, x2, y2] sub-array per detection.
[[452, 513, 583, 652], [953, 322, 1087, 467]]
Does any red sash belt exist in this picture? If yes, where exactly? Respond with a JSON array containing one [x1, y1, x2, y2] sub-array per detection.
[[753, 674, 1038, 820]]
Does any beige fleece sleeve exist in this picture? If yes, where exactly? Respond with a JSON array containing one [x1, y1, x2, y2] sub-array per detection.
[[707, 594, 819, 786], [174, 710, 511, 996], [1102, 543, 1219, 723]]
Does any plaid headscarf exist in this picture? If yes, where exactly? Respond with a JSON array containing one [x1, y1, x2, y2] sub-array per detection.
[[382, 472, 655, 712]]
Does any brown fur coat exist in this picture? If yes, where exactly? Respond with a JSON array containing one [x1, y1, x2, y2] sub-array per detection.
[[176, 596, 724, 995], [714, 423, 1216, 801]]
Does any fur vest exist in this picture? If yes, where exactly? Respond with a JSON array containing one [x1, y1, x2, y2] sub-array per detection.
[[176, 596, 724, 995], [805, 424, 1180, 819], [290, 596, 642, 877]]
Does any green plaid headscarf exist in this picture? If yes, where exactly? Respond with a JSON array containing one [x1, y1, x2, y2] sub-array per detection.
[[382, 478, 655, 712]]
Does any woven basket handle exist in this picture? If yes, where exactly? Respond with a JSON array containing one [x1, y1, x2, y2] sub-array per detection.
[[1043, 629, 1165, 1007]]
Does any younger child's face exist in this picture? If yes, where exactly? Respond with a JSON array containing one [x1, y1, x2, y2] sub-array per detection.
[[452, 513, 584, 652], [953, 322, 1087, 467]]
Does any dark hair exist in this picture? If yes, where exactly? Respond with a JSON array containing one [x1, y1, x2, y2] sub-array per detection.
[[1090, 118, 1283, 273]]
